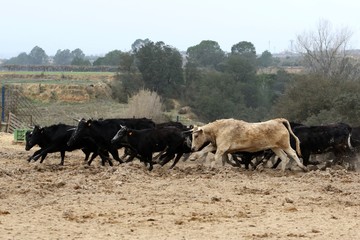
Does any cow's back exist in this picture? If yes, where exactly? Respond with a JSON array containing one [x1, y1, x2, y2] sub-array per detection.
[[203, 118, 290, 152]]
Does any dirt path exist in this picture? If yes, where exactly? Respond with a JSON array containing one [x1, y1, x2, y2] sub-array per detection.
[[1, 132, 360, 239]]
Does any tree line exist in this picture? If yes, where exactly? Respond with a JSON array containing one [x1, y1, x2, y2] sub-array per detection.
[[114, 21, 360, 126], [2, 20, 360, 125]]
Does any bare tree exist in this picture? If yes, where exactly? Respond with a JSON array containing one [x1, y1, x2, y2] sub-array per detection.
[[296, 19, 360, 80]]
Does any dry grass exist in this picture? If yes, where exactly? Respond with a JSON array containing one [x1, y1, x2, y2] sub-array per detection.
[[124, 89, 167, 122], [31, 89, 168, 126]]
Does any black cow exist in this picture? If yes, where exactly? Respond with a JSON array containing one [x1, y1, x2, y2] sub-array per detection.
[[153, 121, 193, 164], [158, 132, 192, 168], [272, 122, 354, 169], [25, 124, 106, 165], [231, 150, 275, 170], [350, 126, 360, 149], [156, 121, 192, 131], [67, 118, 156, 165], [111, 125, 189, 171]]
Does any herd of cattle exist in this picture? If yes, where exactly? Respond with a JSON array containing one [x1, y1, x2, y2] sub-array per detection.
[[23, 117, 360, 172]]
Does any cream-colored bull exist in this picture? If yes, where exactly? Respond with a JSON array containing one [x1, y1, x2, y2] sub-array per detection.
[[191, 118, 308, 172]]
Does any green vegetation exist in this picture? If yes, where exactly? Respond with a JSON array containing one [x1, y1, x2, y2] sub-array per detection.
[[2, 20, 360, 126]]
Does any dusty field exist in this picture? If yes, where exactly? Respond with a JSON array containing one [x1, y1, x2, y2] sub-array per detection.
[[1, 132, 360, 240]]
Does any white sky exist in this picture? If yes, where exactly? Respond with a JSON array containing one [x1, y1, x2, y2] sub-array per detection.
[[1, 0, 360, 58]]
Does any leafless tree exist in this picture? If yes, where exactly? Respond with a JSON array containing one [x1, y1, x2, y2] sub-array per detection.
[[296, 19, 360, 81]]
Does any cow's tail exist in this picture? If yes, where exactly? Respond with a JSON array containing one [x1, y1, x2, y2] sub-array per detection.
[[281, 119, 302, 157]]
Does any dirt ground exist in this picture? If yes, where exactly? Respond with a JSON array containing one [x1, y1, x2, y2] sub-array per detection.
[[1, 132, 360, 240]]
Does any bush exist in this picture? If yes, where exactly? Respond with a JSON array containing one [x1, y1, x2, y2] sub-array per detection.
[[124, 89, 166, 122]]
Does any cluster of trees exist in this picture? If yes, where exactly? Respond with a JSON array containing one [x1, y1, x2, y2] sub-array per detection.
[[5, 47, 91, 66], [114, 20, 360, 125], [108, 39, 299, 121]]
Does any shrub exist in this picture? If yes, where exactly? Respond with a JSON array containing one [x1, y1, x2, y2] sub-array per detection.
[[124, 89, 166, 122]]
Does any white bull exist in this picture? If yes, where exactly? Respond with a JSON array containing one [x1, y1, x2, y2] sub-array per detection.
[[191, 118, 308, 172]]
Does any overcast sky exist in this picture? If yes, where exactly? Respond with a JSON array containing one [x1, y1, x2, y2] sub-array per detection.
[[1, 0, 360, 58]]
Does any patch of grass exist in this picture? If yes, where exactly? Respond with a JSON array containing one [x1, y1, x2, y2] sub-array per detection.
[[0, 71, 116, 84], [31, 100, 128, 126]]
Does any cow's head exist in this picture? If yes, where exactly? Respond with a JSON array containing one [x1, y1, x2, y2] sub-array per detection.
[[67, 118, 90, 146], [181, 128, 193, 149], [25, 125, 43, 150], [191, 126, 207, 152], [25, 130, 33, 151], [111, 125, 129, 145]]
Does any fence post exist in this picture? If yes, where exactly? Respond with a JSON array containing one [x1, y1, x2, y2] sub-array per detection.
[[1, 85, 5, 122]]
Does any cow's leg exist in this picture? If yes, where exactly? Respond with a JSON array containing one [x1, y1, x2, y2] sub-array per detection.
[[159, 153, 175, 166], [169, 153, 183, 169], [221, 154, 230, 166], [145, 155, 154, 171], [301, 150, 312, 166], [59, 151, 65, 165], [82, 149, 91, 162], [30, 151, 47, 163], [33, 145, 58, 162], [33, 150, 47, 162], [253, 151, 273, 169], [225, 154, 243, 167], [87, 152, 98, 163], [153, 148, 167, 161], [189, 144, 216, 161], [40, 154, 47, 163], [283, 147, 308, 172], [109, 148, 123, 164], [271, 158, 282, 169], [241, 154, 253, 170], [189, 151, 209, 162], [229, 154, 242, 167], [28, 149, 43, 162], [272, 148, 291, 172], [87, 153, 96, 165], [125, 153, 136, 163], [104, 151, 113, 166], [87, 148, 102, 165], [213, 149, 226, 169], [122, 148, 137, 163], [181, 153, 191, 162]]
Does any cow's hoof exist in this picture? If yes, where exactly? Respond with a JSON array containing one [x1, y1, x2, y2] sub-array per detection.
[[307, 165, 318, 171], [256, 163, 264, 172]]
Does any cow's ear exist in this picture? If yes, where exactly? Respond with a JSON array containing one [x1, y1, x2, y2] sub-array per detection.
[[193, 128, 203, 134]]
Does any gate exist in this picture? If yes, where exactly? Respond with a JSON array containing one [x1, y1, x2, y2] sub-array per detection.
[[1, 85, 41, 132]]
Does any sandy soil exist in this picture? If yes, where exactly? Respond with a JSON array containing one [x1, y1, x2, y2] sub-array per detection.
[[1, 132, 360, 240]]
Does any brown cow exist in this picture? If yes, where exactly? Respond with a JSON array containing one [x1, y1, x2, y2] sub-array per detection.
[[191, 118, 308, 172]]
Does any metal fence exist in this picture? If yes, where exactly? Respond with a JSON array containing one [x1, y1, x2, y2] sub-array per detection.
[[1, 85, 41, 131]]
